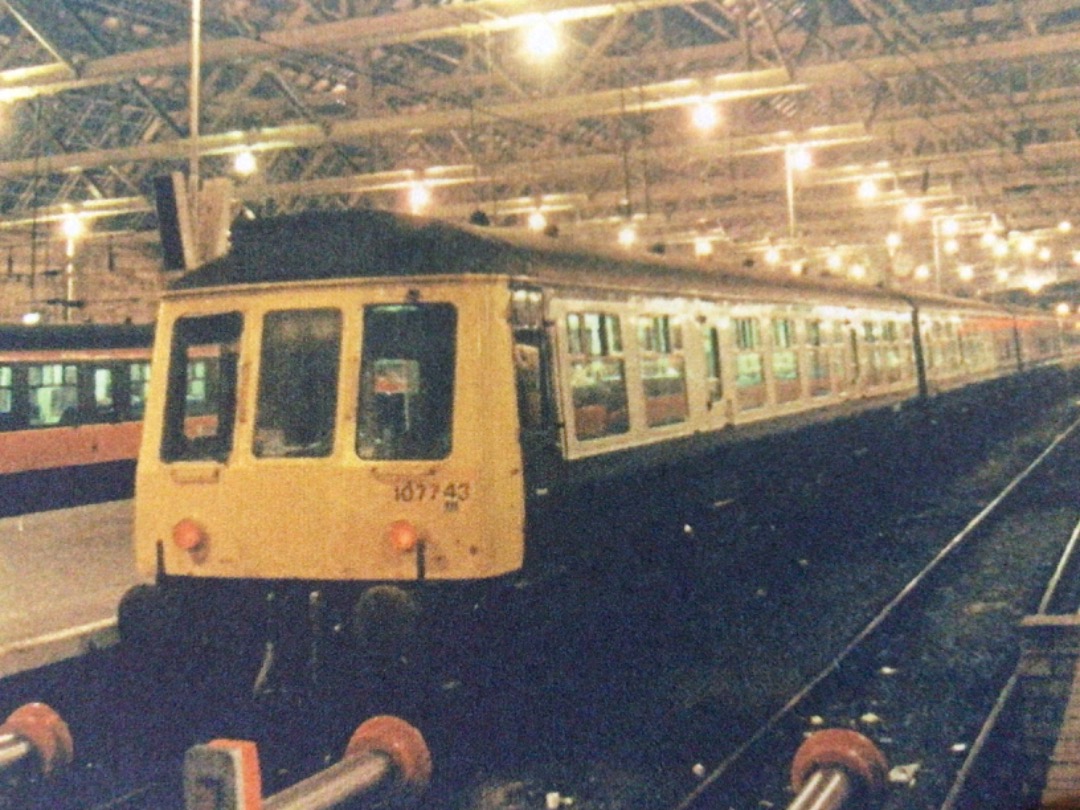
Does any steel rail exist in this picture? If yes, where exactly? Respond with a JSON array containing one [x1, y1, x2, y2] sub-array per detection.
[[672, 410, 1080, 810]]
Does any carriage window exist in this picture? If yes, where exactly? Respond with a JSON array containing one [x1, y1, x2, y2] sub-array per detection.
[[772, 317, 800, 403], [94, 368, 114, 410], [703, 326, 722, 403], [566, 311, 629, 440], [0, 366, 11, 415], [255, 309, 341, 458], [638, 315, 688, 427], [28, 363, 78, 426], [733, 317, 765, 409], [357, 304, 456, 460], [129, 362, 150, 418], [807, 319, 831, 396], [162, 312, 242, 462]]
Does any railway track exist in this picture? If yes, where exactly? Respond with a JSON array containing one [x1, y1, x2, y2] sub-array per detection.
[[667, 408, 1080, 810], [2, 397, 1079, 809]]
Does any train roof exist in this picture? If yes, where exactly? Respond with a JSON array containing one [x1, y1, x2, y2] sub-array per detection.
[[174, 209, 1016, 315], [0, 322, 154, 350]]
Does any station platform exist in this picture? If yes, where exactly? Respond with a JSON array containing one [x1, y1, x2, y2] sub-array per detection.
[[0, 500, 146, 677]]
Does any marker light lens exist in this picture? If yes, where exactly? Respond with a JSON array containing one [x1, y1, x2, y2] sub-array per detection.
[[172, 518, 208, 552], [388, 520, 419, 553]]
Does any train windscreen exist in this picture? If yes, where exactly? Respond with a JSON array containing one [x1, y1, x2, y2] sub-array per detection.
[[356, 303, 456, 460], [161, 312, 241, 462], [253, 308, 341, 458]]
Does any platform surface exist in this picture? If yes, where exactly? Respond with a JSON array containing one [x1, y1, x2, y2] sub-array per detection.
[[0, 500, 146, 676]]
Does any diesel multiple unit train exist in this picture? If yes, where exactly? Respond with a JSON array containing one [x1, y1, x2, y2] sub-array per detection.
[[0, 323, 153, 515], [117, 209, 1075, 678]]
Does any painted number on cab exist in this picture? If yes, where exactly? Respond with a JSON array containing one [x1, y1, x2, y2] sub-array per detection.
[[393, 481, 472, 512]]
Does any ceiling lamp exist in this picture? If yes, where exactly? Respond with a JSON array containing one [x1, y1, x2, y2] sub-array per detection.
[[527, 211, 547, 232], [617, 224, 637, 247], [60, 213, 85, 240], [523, 17, 560, 60], [857, 179, 879, 201], [694, 237, 713, 258], [786, 145, 812, 172], [902, 200, 924, 223], [407, 182, 432, 214], [233, 149, 257, 176], [690, 101, 719, 133]]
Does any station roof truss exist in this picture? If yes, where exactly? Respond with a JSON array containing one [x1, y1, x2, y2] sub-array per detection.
[[0, 0, 1079, 299]]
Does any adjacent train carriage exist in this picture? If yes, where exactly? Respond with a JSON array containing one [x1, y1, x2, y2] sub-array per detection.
[[0, 323, 154, 515], [123, 209, 1071, 676]]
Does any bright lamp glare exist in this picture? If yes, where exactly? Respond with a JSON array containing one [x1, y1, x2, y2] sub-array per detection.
[[523, 18, 559, 59], [902, 200, 924, 223], [914, 264, 931, 281], [233, 149, 257, 176], [857, 179, 878, 200], [527, 211, 547, 232], [61, 213, 84, 240], [690, 101, 719, 132], [787, 146, 811, 171], [617, 225, 637, 247], [407, 182, 432, 214], [694, 237, 713, 257]]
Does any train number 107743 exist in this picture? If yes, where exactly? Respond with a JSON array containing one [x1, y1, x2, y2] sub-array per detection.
[[393, 480, 472, 504]]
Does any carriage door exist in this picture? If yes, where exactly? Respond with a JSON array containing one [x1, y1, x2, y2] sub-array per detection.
[[510, 286, 561, 499]]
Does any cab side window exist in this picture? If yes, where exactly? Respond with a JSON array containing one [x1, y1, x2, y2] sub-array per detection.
[[162, 312, 242, 462]]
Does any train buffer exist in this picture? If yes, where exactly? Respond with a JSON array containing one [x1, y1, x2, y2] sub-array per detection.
[[0, 702, 73, 781], [183, 714, 431, 809], [788, 729, 888, 810]]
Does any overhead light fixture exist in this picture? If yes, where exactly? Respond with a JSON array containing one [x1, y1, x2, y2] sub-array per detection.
[[523, 16, 560, 59], [690, 100, 719, 133], [857, 179, 879, 201], [527, 210, 547, 232], [786, 145, 812, 172], [233, 149, 257, 176], [902, 200, 924, 223], [60, 213, 84, 240], [407, 181, 432, 214], [617, 224, 637, 247]]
